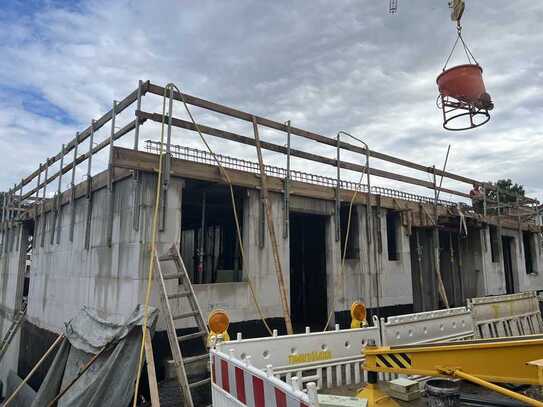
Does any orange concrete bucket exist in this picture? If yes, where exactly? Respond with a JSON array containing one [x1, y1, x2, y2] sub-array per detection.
[[436, 64, 486, 103], [436, 63, 493, 131]]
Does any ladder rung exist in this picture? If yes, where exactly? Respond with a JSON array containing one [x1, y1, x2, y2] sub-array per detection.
[[173, 311, 198, 321], [167, 291, 191, 300], [178, 331, 206, 342], [158, 254, 176, 262], [162, 273, 183, 280], [184, 353, 209, 364], [189, 377, 211, 389]]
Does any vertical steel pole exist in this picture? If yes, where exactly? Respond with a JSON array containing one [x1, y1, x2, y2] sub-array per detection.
[[4, 188, 12, 254], [69, 132, 79, 242], [283, 120, 291, 239], [497, 186, 501, 217], [16, 185, 22, 251], [0, 187, 6, 253], [84, 120, 95, 250], [34, 163, 42, 220], [335, 133, 341, 242], [52, 144, 65, 245], [160, 87, 173, 231], [134, 80, 143, 151], [107, 102, 117, 247], [8, 187, 15, 252], [132, 81, 143, 232], [483, 184, 487, 217], [40, 159, 49, 248], [198, 192, 206, 284]]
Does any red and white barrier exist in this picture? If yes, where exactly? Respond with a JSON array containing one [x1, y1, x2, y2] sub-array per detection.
[[211, 349, 318, 407]]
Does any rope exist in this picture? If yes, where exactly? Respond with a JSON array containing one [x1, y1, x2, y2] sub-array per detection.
[[132, 84, 171, 407]]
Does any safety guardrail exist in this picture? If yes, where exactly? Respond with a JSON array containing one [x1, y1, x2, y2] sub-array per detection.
[[378, 306, 475, 346], [211, 348, 318, 407], [211, 291, 543, 405], [468, 291, 543, 338], [215, 325, 381, 392]]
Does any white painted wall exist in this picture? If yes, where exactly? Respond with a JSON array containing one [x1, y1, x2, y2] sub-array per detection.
[[0, 224, 25, 393]]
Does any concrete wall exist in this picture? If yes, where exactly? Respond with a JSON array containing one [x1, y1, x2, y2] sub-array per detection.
[[0, 223, 26, 392], [458, 227, 485, 300], [28, 176, 145, 332], [347, 207, 412, 310]]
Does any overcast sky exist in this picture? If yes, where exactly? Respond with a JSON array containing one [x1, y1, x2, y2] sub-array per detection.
[[1, 0, 542, 202]]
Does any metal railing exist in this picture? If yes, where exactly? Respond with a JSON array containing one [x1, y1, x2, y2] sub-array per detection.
[[145, 140, 458, 208]]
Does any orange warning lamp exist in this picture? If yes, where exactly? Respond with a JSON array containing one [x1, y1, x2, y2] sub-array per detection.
[[207, 309, 230, 346], [350, 301, 367, 329]]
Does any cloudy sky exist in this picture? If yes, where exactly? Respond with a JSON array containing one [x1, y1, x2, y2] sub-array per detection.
[[1, 0, 542, 203]]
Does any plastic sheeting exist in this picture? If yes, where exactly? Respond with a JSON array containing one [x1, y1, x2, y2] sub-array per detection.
[[31, 304, 158, 407]]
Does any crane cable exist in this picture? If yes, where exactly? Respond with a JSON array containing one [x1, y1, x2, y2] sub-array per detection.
[[442, 22, 479, 71]]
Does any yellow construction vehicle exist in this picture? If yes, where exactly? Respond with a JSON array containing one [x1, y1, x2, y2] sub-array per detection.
[[358, 335, 543, 406]]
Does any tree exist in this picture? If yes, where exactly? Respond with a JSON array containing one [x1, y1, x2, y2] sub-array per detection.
[[487, 179, 525, 205], [473, 179, 525, 214]]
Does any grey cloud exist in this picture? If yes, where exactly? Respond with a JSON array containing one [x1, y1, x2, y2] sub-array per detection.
[[0, 0, 542, 202]]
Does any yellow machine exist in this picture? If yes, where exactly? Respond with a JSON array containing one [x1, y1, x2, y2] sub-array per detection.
[[358, 335, 543, 407]]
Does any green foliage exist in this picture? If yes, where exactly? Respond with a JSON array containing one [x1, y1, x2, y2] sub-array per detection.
[[487, 179, 525, 204]]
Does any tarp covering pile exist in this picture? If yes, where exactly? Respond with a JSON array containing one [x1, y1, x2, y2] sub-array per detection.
[[31, 304, 158, 407]]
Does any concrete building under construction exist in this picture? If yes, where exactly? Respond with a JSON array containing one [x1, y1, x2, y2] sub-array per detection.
[[0, 81, 542, 393]]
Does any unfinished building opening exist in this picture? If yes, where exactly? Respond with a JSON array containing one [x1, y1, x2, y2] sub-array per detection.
[[289, 212, 327, 332], [489, 225, 499, 263], [180, 181, 244, 284], [409, 228, 437, 312], [386, 211, 400, 261], [21, 220, 34, 303], [523, 231, 536, 275], [340, 204, 360, 259], [502, 236, 516, 294]]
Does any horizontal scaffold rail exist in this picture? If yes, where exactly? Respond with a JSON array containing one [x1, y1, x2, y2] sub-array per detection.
[[2, 79, 539, 232]]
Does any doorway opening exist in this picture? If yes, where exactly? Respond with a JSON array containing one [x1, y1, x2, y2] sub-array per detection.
[[502, 236, 516, 294], [21, 220, 34, 305], [289, 212, 327, 332]]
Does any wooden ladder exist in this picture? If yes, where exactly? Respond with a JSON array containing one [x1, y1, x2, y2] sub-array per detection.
[[0, 301, 27, 363], [154, 244, 210, 407]]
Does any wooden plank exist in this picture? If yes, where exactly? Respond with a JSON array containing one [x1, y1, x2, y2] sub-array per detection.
[[144, 328, 160, 407], [146, 83, 480, 187], [21, 119, 141, 201], [13, 82, 147, 194], [137, 111, 470, 199]]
